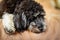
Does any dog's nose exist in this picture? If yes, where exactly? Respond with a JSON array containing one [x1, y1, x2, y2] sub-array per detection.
[[38, 23, 44, 28], [38, 24, 44, 32]]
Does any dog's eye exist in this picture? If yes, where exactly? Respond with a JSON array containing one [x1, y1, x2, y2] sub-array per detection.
[[33, 13, 40, 17], [33, 12, 45, 17], [33, 11, 40, 17]]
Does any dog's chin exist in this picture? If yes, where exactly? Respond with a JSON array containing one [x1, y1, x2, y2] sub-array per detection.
[[28, 21, 47, 33], [2, 12, 16, 34]]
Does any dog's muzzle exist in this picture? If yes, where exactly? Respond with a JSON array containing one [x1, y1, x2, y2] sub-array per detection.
[[28, 19, 46, 33], [28, 12, 47, 33]]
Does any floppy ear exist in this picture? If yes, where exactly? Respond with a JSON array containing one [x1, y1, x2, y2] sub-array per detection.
[[13, 13, 22, 32], [21, 12, 27, 29]]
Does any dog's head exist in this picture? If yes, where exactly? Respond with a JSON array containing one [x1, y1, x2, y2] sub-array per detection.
[[28, 12, 46, 33], [13, 0, 46, 33]]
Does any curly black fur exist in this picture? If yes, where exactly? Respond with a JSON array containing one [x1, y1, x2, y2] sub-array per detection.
[[4, 0, 23, 13], [0, 0, 22, 17]]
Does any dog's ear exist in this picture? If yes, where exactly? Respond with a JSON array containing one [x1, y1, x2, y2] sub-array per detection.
[[13, 12, 27, 31], [21, 12, 27, 29], [13, 13, 22, 32]]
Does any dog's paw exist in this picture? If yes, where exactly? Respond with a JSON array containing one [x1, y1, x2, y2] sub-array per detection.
[[28, 22, 47, 33], [2, 12, 16, 34]]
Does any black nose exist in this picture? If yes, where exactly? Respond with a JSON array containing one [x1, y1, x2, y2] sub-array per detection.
[[38, 23, 44, 28], [38, 24, 44, 32]]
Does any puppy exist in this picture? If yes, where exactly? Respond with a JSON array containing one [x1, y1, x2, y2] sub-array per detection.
[[13, 0, 46, 33], [2, 0, 47, 34]]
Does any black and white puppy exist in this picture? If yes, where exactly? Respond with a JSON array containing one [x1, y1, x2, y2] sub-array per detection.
[[2, 0, 46, 34]]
